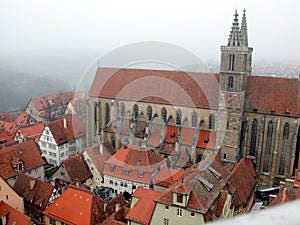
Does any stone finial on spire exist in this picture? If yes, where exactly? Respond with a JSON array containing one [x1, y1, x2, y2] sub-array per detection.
[[240, 8, 249, 47], [227, 10, 242, 46]]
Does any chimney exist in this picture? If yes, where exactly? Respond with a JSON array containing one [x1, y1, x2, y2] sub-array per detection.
[[30, 179, 36, 190], [63, 117, 67, 129]]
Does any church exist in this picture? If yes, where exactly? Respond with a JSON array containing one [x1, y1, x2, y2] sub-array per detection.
[[86, 9, 300, 187]]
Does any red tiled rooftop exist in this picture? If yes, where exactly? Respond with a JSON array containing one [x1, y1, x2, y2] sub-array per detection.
[[0, 201, 31, 225], [154, 167, 184, 188], [19, 123, 45, 139], [15, 112, 37, 127], [126, 187, 162, 225], [0, 139, 45, 179], [269, 188, 291, 207], [89, 67, 220, 109], [0, 113, 14, 122]]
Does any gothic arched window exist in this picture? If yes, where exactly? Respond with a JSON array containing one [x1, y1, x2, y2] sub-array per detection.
[[176, 109, 182, 125], [279, 123, 290, 175], [94, 102, 98, 135], [191, 111, 197, 127], [229, 54, 235, 71], [105, 103, 110, 126], [147, 105, 153, 121], [250, 119, 258, 156], [263, 121, 274, 172], [162, 107, 167, 123], [120, 103, 125, 117], [209, 114, 215, 130], [133, 104, 139, 119], [228, 76, 234, 91]]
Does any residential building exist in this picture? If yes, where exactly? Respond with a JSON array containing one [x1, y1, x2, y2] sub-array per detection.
[[0, 139, 45, 186], [126, 187, 162, 225], [0, 201, 31, 225], [84, 141, 116, 189], [14, 122, 45, 143], [13, 173, 58, 225], [65, 92, 86, 116], [103, 145, 167, 195], [15, 112, 37, 127], [51, 154, 93, 193], [26, 91, 74, 123], [39, 115, 86, 167], [43, 185, 106, 225], [0, 175, 25, 213], [85, 9, 300, 187]]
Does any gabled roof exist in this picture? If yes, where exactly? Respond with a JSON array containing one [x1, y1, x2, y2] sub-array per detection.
[[228, 158, 256, 208], [156, 156, 231, 214], [43, 185, 106, 225], [62, 154, 93, 183], [126, 187, 162, 225], [89, 67, 220, 109], [245, 76, 300, 116], [68, 92, 86, 114], [31, 91, 74, 111], [46, 115, 85, 145], [0, 113, 14, 122], [0, 140, 45, 179], [13, 173, 54, 211], [154, 167, 184, 188], [0, 201, 31, 225], [85, 142, 115, 174], [269, 188, 291, 207], [0, 121, 18, 137], [15, 112, 37, 127], [18, 123, 45, 139]]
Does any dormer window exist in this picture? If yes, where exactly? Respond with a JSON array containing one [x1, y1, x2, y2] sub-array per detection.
[[12, 158, 24, 173], [176, 193, 183, 203], [123, 170, 130, 175], [110, 166, 115, 172], [138, 172, 144, 178]]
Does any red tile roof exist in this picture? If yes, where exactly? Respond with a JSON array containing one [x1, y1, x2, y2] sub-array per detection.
[[156, 156, 231, 214], [13, 173, 54, 211], [18, 123, 45, 139], [105, 194, 128, 216], [154, 167, 184, 188], [15, 112, 37, 127], [228, 158, 256, 208], [32, 91, 74, 111], [0, 200, 31, 225], [46, 115, 85, 145], [68, 92, 86, 114], [103, 145, 166, 184], [245, 76, 300, 116], [0, 113, 14, 122], [43, 185, 106, 225], [86, 142, 116, 174], [126, 187, 162, 225], [89, 67, 219, 109], [102, 206, 129, 225], [63, 154, 93, 183], [0, 121, 18, 137], [0, 140, 45, 180], [269, 188, 291, 207]]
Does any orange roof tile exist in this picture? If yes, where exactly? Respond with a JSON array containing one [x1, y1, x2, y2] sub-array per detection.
[[0, 113, 14, 122], [43, 185, 106, 225], [0, 201, 31, 225], [19, 123, 45, 139], [154, 167, 184, 188], [269, 188, 291, 206], [102, 206, 129, 225], [89, 67, 219, 109], [15, 112, 37, 127], [0, 140, 45, 179], [126, 187, 162, 225]]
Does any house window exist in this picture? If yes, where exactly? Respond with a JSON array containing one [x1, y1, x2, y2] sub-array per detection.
[[120, 182, 123, 187], [263, 121, 274, 172], [138, 172, 144, 178], [109, 180, 113, 184], [229, 54, 235, 71], [132, 185, 136, 189], [105, 103, 110, 126], [177, 208, 182, 217], [163, 218, 169, 225], [6, 195, 8, 200], [133, 104, 139, 119], [176, 109, 182, 125], [124, 183, 127, 188], [209, 114, 215, 130], [61, 222, 69, 225], [110, 166, 114, 172], [177, 193, 183, 203], [147, 105, 153, 121], [49, 218, 56, 225], [191, 111, 197, 127], [191, 212, 195, 217], [228, 76, 234, 91], [120, 103, 125, 117], [250, 119, 258, 156], [123, 170, 130, 175], [162, 107, 167, 123], [165, 205, 169, 211], [279, 123, 290, 175]]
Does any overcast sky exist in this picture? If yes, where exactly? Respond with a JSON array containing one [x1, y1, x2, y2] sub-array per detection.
[[0, 0, 299, 62]]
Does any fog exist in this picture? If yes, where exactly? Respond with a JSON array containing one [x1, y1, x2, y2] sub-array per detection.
[[1, 0, 300, 62]]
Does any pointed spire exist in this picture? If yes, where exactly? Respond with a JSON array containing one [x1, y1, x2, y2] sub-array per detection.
[[227, 10, 242, 47], [240, 8, 249, 47]]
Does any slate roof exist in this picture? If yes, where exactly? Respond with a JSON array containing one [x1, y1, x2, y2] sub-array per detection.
[[156, 156, 231, 214], [0, 140, 45, 179], [85, 142, 116, 174], [0, 200, 31, 225], [43, 185, 106, 225], [13, 173, 54, 211], [46, 115, 85, 145], [62, 154, 93, 183], [126, 187, 162, 225]]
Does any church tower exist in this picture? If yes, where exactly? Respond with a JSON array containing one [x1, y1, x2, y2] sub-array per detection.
[[218, 9, 253, 168]]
